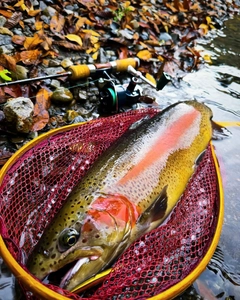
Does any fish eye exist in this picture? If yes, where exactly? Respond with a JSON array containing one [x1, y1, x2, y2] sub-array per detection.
[[58, 228, 80, 252]]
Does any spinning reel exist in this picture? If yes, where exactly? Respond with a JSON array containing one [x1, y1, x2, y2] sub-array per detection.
[[98, 66, 171, 114]]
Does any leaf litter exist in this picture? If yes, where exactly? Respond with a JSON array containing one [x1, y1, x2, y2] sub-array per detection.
[[0, 0, 239, 167]]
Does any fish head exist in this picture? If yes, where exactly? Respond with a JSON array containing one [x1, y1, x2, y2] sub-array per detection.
[[27, 193, 139, 291]]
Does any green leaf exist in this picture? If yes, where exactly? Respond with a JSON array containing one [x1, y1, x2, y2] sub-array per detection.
[[0, 69, 12, 82]]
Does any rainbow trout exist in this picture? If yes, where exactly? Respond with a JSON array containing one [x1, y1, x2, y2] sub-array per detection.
[[27, 100, 212, 291]]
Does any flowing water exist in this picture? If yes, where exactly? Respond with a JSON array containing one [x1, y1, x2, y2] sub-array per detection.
[[0, 15, 240, 300]]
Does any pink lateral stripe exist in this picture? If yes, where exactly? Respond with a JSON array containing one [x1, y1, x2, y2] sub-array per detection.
[[118, 109, 200, 185]]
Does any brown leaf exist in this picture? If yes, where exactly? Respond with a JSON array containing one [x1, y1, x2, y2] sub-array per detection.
[[24, 33, 44, 50], [50, 13, 65, 34], [4, 12, 22, 29], [12, 35, 26, 45], [4, 85, 22, 98], [53, 40, 83, 51], [20, 49, 42, 65], [118, 47, 128, 59], [0, 54, 17, 71], [0, 9, 13, 19], [32, 88, 51, 132]]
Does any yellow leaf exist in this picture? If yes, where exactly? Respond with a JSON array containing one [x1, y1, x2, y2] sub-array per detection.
[[35, 21, 43, 30], [158, 55, 164, 62], [137, 49, 152, 61], [206, 16, 211, 25], [146, 73, 156, 86], [199, 23, 208, 34], [65, 34, 82, 46], [90, 35, 99, 45], [82, 29, 100, 37], [203, 54, 212, 64], [92, 51, 99, 60]]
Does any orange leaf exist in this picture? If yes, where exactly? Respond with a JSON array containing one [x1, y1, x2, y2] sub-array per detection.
[[28, 9, 41, 17], [50, 13, 65, 34], [0, 9, 13, 18], [0, 54, 17, 71], [35, 21, 43, 30], [137, 49, 152, 61], [32, 88, 51, 132], [24, 33, 43, 50], [12, 35, 26, 45], [20, 49, 42, 65]]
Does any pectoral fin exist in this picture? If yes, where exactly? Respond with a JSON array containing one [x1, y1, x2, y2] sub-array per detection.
[[211, 120, 232, 140], [137, 185, 168, 226]]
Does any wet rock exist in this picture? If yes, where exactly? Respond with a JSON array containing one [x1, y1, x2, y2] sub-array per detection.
[[48, 59, 61, 67], [0, 34, 12, 46], [3, 97, 34, 133], [0, 16, 6, 27], [44, 66, 65, 75], [51, 87, 73, 103], [0, 110, 5, 120], [0, 45, 15, 54], [61, 58, 73, 68], [99, 48, 108, 63], [11, 65, 28, 80], [50, 79, 61, 88], [78, 90, 88, 101], [70, 115, 86, 124], [43, 6, 57, 17]]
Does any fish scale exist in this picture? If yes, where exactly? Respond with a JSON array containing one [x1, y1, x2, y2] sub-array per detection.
[[27, 100, 213, 292]]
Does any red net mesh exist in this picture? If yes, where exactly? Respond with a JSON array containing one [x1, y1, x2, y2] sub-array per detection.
[[0, 108, 219, 300]]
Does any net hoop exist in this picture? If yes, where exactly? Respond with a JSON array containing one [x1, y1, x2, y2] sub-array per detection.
[[0, 114, 224, 300]]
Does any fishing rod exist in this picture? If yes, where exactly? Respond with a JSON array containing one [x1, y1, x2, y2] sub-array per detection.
[[0, 58, 140, 88], [0, 57, 171, 114]]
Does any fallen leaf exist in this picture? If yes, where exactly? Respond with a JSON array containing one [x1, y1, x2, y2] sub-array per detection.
[[24, 33, 43, 50], [65, 34, 83, 46], [0, 69, 12, 81], [50, 13, 65, 34], [4, 12, 22, 29], [146, 73, 156, 86], [82, 29, 100, 36], [12, 35, 26, 45], [20, 49, 42, 65], [0, 54, 17, 71], [0, 27, 13, 36], [32, 88, 51, 132], [137, 49, 152, 61], [0, 9, 13, 19], [92, 51, 99, 60], [53, 40, 82, 51]]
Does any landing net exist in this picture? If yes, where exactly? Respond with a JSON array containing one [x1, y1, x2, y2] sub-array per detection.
[[0, 108, 221, 299]]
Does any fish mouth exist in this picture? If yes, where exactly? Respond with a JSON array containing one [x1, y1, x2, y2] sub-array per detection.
[[59, 255, 99, 289]]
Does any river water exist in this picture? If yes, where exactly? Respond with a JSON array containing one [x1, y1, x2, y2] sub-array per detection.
[[0, 15, 240, 300]]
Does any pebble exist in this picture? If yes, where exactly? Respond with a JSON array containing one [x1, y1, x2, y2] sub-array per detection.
[[78, 90, 88, 101], [44, 66, 65, 75], [0, 17, 7, 27], [50, 79, 61, 88], [51, 87, 73, 103], [3, 97, 34, 133], [61, 58, 73, 68]]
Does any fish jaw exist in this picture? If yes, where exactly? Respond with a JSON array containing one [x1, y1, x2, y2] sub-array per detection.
[[27, 193, 137, 291]]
